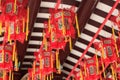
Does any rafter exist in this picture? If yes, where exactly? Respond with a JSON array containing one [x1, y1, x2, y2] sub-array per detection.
[[77, 0, 100, 32], [18, 0, 42, 77]]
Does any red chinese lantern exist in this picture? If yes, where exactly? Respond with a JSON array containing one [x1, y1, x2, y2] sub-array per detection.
[[0, 0, 28, 79], [85, 56, 99, 80], [0, 0, 29, 43], [0, 43, 13, 80], [29, 0, 77, 78], [44, 21, 67, 50], [4, 44, 13, 70], [0, 44, 13, 70], [50, 8, 75, 38], [15, 20, 26, 43], [101, 38, 117, 63], [42, 50, 56, 74]]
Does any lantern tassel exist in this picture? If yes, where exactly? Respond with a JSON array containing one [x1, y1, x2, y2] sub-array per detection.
[[101, 44, 106, 59], [14, 0, 16, 13], [111, 65, 115, 80], [52, 73, 53, 79], [45, 37, 47, 51], [44, 75, 45, 80], [26, 7, 29, 41], [50, 74, 52, 80], [112, 26, 119, 57], [43, 32, 47, 51], [48, 18, 51, 33], [3, 70, 6, 80], [40, 57, 42, 69], [27, 6, 29, 27], [16, 58, 18, 71], [62, 10, 66, 35], [80, 70, 83, 80], [56, 50, 59, 69], [15, 53, 18, 71], [14, 51, 16, 69], [9, 36, 11, 44], [12, 43, 16, 61], [32, 72, 34, 80], [114, 69, 117, 80], [9, 70, 11, 80], [26, 22, 28, 41], [0, 0, 1, 6], [101, 44, 106, 78], [33, 61, 36, 74], [69, 37, 72, 51], [8, 25, 10, 42], [58, 58, 61, 74], [75, 14, 80, 37], [46, 75, 49, 80], [95, 51, 99, 74], [12, 72, 14, 80], [39, 73, 41, 80], [16, 25, 19, 34], [23, 18, 25, 33], [100, 75, 102, 80], [114, 61, 118, 80], [102, 62, 106, 78]]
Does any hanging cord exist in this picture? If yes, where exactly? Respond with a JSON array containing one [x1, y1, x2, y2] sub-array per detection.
[[0, 20, 2, 35], [14, 0, 17, 13], [75, 13, 80, 37], [55, 0, 61, 10], [26, 6, 29, 41], [112, 26, 119, 57], [95, 50, 99, 75], [80, 69, 83, 80], [100, 43, 106, 78]]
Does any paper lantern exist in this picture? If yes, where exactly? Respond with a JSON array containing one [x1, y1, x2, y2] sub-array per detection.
[[50, 8, 75, 38], [101, 38, 117, 63], [85, 56, 99, 80]]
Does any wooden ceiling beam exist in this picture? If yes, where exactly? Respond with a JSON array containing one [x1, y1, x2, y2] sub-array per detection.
[[77, 0, 100, 32], [61, 0, 100, 78], [42, 0, 80, 7], [19, 0, 41, 71], [61, 0, 100, 65]]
